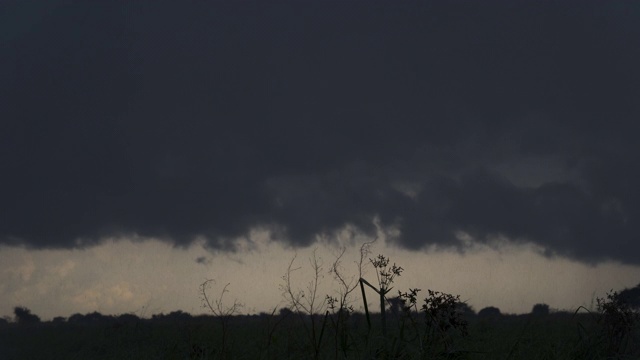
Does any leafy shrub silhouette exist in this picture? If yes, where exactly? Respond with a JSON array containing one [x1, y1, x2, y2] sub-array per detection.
[[455, 302, 476, 317], [152, 310, 193, 323], [617, 283, 640, 311], [68, 313, 85, 324], [597, 289, 639, 355], [422, 290, 469, 336], [117, 313, 140, 324], [397, 288, 469, 357], [478, 306, 501, 318], [13, 306, 40, 324], [531, 303, 550, 316], [278, 307, 293, 317]]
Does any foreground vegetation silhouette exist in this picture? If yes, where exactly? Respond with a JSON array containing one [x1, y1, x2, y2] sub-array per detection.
[[1, 249, 638, 359]]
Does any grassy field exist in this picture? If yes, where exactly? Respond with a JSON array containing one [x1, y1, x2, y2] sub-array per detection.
[[1, 309, 638, 359]]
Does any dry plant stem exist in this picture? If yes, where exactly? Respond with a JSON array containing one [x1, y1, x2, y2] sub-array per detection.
[[360, 279, 372, 330], [281, 250, 327, 360], [329, 247, 356, 311], [200, 279, 242, 358], [360, 277, 388, 336], [327, 239, 375, 357], [328, 247, 353, 358], [351, 240, 376, 332], [330, 238, 375, 305]]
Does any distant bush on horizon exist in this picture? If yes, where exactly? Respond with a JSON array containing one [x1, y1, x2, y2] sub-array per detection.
[[532, 303, 550, 316], [14, 307, 40, 325], [478, 306, 501, 317]]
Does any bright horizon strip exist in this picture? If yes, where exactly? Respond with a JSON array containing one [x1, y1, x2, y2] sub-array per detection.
[[1, 228, 639, 321]]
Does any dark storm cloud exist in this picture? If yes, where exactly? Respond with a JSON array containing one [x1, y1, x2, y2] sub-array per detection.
[[2, 1, 639, 264]]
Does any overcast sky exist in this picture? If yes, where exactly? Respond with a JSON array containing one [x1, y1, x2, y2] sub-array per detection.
[[2, 1, 640, 320]]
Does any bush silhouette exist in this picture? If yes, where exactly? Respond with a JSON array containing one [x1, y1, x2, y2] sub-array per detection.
[[278, 307, 293, 317], [68, 313, 85, 324], [117, 313, 140, 324], [617, 283, 640, 310], [478, 306, 501, 317], [456, 302, 476, 317], [531, 303, 550, 316], [13, 306, 40, 324], [593, 289, 640, 356]]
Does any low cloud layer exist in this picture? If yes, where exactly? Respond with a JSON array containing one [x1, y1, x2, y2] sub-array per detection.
[[2, 1, 639, 264]]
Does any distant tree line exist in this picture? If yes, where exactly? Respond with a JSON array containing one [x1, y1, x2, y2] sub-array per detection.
[[3, 282, 638, 327]]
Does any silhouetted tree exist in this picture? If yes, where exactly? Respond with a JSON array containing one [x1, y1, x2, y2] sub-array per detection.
[[278, 307, 293, 318], [456, 302, 476, 317], [13, 307, 40, 324], [68, 313, 85, 323], [597, 289, 639, 355], [67, 312, 114, 324], [531, 303, 550, 316], [478, 306, 501, 317], [151, 310, 192, 323], [84, 311, 112, 323], [0, 317, 8, 326], [52, 316, 66, 324], [166, 310, 192, 321], [117, 313, 140, 324], [617, 283, 640, 310]]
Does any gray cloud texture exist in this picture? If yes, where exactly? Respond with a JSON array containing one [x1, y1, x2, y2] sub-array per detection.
[[2, 1, 639, 264]]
